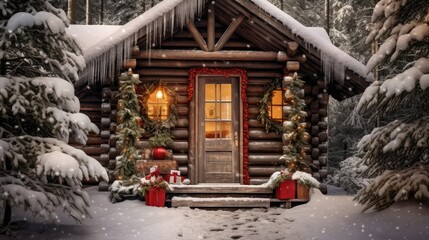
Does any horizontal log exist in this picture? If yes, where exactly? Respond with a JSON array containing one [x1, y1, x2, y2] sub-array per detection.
[[86, 136, 104, 145], [311, 137, 320, 147], [287, 42, 299, 57], [311, 148, 320, 159], [312, 160, 320, 168], [318, 132, 328, 142], [176, 95, 189, 104], [249, 166, 282, 176], [176, 118, 189, 128], [138, 59, 284, 69], [135, 68, 282, 78], [108, 135, 117, 147], [248, 129, 282, 140], [136, 141, 189, 152], [311, 126, 319, 136], [108, 147, 118, 159], [319, 143, 328, 153], [318, 107, 328, 118], [248, 141, 283, 152], [319, 156, 328, 166], [101, 103, 111, 113], [319, 94, 329, 106], [101, 88, 112, 99], [317, 80, 327, 89], [101, 117, 111, 128], [99, 154, 110, 167], [178, 166, 188, 176], [285, 60, 300, 72], [171, 129, 189, 139], [110, 122, 117, 133], [173, 154, 188, 165], [111, 91, 119, 105], [76, 145, 109, 156], [110, 110, 117, 122], [135, 50, 306, 62], [250, 178, 269, 185], [177, 106, 189, 116], [310, 101, 319, 111], [248, 106, 259, 116], [248, 154, 283, 165], [248, 121, 264, 130], [318, 121, 328, 130], [100, 130, 111, 139], [108, 160, 116, 170], [247, 97, 262, 105], [310, 114, 319, 124], [247, 85, 266, 94]]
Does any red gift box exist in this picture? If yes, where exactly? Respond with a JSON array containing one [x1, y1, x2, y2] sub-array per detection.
[[145, 187, 166, 207], [275, 179, 296, 200], [145, 165, 161, 182], [164, 170, 185, 184]]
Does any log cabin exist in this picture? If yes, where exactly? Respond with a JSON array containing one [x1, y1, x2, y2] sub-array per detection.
[[68, 0, 372, 194]]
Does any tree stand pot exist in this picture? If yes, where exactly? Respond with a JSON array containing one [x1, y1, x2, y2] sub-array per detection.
[[152, 147, 167, 160], [145, 187, 166, 207], [275, 179, 296, 200], [296, 182, 310, 200]]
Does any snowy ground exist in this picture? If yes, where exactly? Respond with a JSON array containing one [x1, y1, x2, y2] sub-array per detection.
[[2, 186, 429, 240]]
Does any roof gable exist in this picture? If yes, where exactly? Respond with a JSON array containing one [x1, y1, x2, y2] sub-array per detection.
[[74, 0, 371, 99]]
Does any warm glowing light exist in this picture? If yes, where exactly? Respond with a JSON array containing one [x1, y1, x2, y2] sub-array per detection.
[[156, 88, 164, 99]]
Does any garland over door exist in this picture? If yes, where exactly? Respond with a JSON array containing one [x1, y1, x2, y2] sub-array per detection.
[[197, 76, 240, 183]]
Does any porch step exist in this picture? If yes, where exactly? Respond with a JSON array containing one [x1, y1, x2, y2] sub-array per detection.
[[171, 196, 270, 208], [168, 184, 272, 194]]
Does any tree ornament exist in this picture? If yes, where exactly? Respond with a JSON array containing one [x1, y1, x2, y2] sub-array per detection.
[[283, 121, 295, 131], [283, 76, 293, 86]]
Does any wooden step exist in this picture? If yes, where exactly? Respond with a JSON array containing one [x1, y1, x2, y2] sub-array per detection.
[[171, 196, 270, 208], [168, 184, 273, 194]]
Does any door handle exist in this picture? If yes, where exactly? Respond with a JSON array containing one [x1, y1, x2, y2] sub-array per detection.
[[234, 131, 239, 147]]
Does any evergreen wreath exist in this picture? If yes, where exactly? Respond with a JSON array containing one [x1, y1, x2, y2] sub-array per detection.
[[140, 82, 178, 138], [257, 78, 283, 135]]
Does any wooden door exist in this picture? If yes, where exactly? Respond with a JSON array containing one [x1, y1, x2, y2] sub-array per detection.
[[197, 76, 240, 183]]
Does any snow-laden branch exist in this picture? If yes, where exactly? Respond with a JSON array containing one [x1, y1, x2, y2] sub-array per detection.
[[355, 164, 429, 212], [358, 116, 429, 176]]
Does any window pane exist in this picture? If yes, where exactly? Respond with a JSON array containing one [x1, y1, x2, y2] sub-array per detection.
[[221, 103, 231, 120], [272, 90, 283, 105], [205, 103, 216, 119], [221, 84, 231, 101], [272, 106, 282, 120], [220, 122, 232, 138], [205, 84, 215, 101], [205, 121, 217, 138]]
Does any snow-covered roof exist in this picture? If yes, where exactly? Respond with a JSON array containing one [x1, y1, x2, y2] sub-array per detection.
[[66, 25, 121, 53], [72, 0, 372, 86]]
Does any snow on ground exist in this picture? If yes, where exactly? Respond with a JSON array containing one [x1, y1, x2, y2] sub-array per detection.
[[2, 186, 429, 240]]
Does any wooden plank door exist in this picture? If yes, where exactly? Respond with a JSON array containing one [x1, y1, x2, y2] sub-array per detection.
[[197, 76, 240, 183]]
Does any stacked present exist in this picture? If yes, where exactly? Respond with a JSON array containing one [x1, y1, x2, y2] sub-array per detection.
[[141, 165, 167, 207], [164, 170, 185, 184]]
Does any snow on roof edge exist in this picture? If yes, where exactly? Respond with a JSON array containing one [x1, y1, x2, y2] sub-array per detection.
[[79, 0, 205, 86], [249, 0, 373, 84]]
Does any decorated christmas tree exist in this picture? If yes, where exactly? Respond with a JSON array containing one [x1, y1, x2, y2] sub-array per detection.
[[280, 73, 312, 174], [0, 0, 108, 231], [355, 0, 429, 211], [115, 69, 145, 179]]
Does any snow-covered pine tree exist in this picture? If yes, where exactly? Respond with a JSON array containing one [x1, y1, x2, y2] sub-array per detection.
[[0, 0, 108, 229], [355, 0, 429, 211]]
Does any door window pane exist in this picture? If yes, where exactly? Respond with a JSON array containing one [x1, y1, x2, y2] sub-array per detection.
[[221, 84, 231, 101], [220, 122, 232, 138], [221, 103, 231, 120], [205, 121, 217, 138], [205, 84, 215, 101]]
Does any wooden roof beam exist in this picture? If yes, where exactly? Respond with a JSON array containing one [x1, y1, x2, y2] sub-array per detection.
[[214, 15, 245, 51], [207, 3, 215, 51], [135, 49, 306, 62], [186, 20, 209, 51]]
